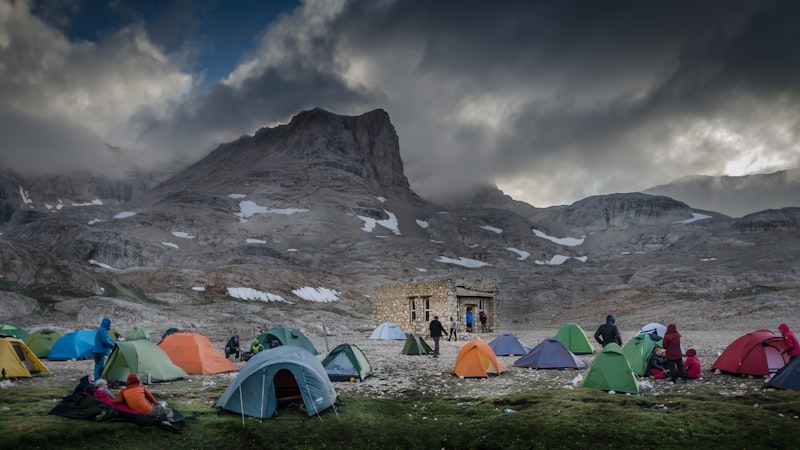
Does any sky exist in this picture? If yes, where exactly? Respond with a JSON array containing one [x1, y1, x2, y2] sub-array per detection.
[[2, 0, 799, 208]]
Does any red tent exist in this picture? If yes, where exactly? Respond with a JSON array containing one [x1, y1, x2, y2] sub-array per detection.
[[711, 329, 787, 376]]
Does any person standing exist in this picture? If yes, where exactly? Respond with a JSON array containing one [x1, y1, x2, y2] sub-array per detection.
[[93, 317, 115, 381], [429, 316, 447, 358], [594, 315, 622, 347], [447, 317, 458, 341], [779, 323, 800, 361], [663, 323, 688, 383], [479, 311, 488, 333], [465, 310, 474, 333]]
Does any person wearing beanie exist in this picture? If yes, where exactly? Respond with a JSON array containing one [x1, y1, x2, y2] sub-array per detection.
[[684, 348, 702, 379], [115, 373, 176, 428], [779, 323, 800, 361]]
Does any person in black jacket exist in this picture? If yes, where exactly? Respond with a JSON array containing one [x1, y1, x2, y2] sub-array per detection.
[[225, 335, 241, 360], [594, 315, 622, 347], [429, 316, 447, 358]]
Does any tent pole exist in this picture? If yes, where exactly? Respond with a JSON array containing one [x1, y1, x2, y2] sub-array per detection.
[[238, 386, 245, 429], [301, 370, 323, 422], [261, 370, 266, 421]]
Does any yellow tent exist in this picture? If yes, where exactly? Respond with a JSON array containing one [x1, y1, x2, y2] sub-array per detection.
[[0, 336, 50, 378]]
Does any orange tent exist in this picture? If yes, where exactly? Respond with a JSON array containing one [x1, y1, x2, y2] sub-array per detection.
[[158, 332, 238, 374], [453, 337, 507, 378]]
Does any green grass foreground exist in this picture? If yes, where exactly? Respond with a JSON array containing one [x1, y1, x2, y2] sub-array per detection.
[[2, 383, 800, 449]]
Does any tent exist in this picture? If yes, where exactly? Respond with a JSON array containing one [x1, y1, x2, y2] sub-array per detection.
[[711, 329, 787, 376], [489, 333, 531, 356], [580, 343, 639, 394], [24, 329, 61, 358], [126, 326, 150, 341], [766, 357, 800, 391], [162, 327, 180, 339], [101, 339, 188, 383], [513, 338, 587, 369], [637, 323, 667, 339], [369, 322, 406, 340], [158, 332, 238, 374], [0, 324, 28, 340], [401, 333, 433, 355], [0, 336, 50, 378], [257, 326, 318, 355], [48, 330, 96, 360], [321, 343, 372, 382], [453, 337, 507, 378], [622, 333, 663, 376], [215, 345, 338, 419], [554, 323, 595, 355]]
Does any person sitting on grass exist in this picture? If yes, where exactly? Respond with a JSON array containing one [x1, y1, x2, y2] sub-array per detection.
[[115, 373, 178, 432], [93, 378, 139, 415], [684, 348, 702, 379]]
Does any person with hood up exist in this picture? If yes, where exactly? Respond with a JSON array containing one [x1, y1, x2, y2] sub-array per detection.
[[684, 348, 702, 379], [93, 317, 115, 380], [594, 315, 622, 347], [779, 323, 800, 361], [72, 374, 96, 395], [662, 323, 689, 382], [115, 373, 178, 431]]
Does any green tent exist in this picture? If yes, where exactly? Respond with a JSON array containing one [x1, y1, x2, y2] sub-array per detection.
[[126, 326, 150, 341], [0, 324, 28, 340], [580, 343, 639, 394], [401, 333, 433, 355], [101, 339, 188, 383], [24, 329, 61, 358], [321, 343, 372, 381], [257, 326, 318, 355], [621, 333, 662, 376], [554, 323, 595, 355]]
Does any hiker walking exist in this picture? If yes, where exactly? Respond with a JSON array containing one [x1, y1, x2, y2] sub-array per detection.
[[594, 315, 622, 348], [663, 323, 689, 383], [429, 316, 447, 358], [93, 317, 115, 381], [447, 317, 458, 341], [779, 323, 800, 361]]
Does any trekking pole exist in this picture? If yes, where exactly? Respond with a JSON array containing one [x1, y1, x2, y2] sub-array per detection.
[[322, 320, 330, 353]]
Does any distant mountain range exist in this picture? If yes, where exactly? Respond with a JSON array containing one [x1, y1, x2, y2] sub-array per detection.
[[643, 169, 800, 218]]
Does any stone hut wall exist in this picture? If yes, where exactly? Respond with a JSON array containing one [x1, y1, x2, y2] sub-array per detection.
[[372, 279, 456, 335]]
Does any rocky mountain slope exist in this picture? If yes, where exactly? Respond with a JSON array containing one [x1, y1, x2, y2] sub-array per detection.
[[1, 108, 799, 342]]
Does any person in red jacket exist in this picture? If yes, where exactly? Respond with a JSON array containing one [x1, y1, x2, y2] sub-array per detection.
[[662, 324, 688, 383], [779, 323, 800, 361], [683, 348, 702, 379]]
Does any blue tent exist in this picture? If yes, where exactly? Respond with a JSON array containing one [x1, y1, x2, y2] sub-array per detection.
[[215, 345, 337, 419], [513, 338, 587, 369], [488, 333, 531, 356], [47, 330, 96, 360], [766, 356, 800, 391], [369, 322, 405, 340]]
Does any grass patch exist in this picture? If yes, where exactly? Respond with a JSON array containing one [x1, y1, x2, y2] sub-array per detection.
[[3, 381, 800, 449]]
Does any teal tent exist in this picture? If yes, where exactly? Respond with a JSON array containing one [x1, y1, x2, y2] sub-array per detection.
[[101, 339, 188, 383], [257, 326, 318, 355], [580, 343, 639, 394], [321, 343, 372, 382], [215, 345, 337, 419], [0, 324, 28, 340], [554, 323, 595, 355], [622, 333, 663, 376]]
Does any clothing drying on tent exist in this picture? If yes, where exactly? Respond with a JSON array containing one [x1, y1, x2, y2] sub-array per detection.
[[158, 332, 238, 374], [401, 333, 433, 355], [321, 343, 372, 381], [369, 322, 406, 340], [580, 343, 639, 394], [622, 332, 663, 376], [215, 345, 338, 419], [554, 323, 595, 354], [126, 326, 150, 341], [488, 333, 531, 356], [513, 338, 587, 369], [0, 336, 50, 378], [0, 324, 28, 339], [711, 329, 787, 376], [48, 330, 96, 360], [766, 356, 800, 391], [24, 329, 61, 358], [453, 337, 507, 378], [256, 326, 318, 355], [102, 339, 189, 383]]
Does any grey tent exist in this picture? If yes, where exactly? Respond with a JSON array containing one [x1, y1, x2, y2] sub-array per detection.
[[215, 345, 337, 419]]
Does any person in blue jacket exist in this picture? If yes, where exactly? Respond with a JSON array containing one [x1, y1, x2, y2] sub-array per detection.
[[93, 317, 115, 380]]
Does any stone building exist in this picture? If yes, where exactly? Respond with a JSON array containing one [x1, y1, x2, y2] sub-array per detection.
[[372, 279, 495, 335]]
